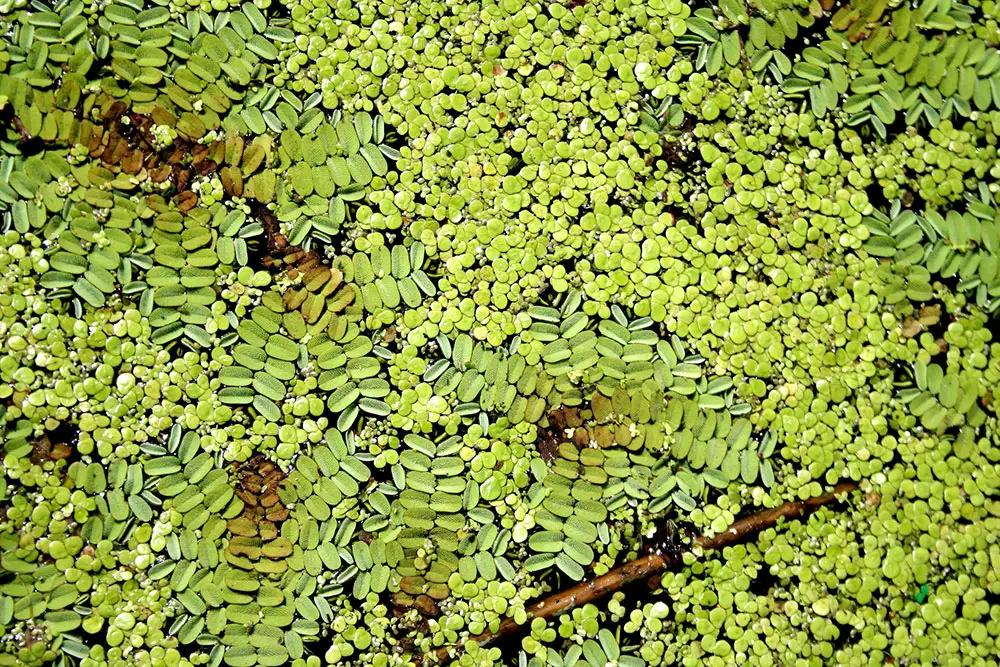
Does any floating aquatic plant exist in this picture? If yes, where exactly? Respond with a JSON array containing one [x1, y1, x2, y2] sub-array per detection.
[[1, 0, 1000, 666]]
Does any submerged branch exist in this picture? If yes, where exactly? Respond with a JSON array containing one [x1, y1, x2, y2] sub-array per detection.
[[423, 481, 858, 665]]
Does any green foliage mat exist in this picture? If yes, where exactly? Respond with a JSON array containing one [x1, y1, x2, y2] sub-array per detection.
[[0, 0, 999, 665]]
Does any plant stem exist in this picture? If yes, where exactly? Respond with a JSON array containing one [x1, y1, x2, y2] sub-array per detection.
[[422, 481, 858, 665]]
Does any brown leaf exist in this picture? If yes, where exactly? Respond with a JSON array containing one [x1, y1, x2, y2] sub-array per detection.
[[303, 266, 331, 292], [258, 521, 279, 541], [918, 304, 941, 326], [265, 506, 289, 523], [235, 489, 258, 507], [241, 143, 266, 175], [392, 591, 416, 608], [103, 101, 128, 123], [176, 190, 198, 212], [283, 287, 308, 311], [121, 149, 144, 175], [426, 583, 450, 600], [221, 166, 243, 197], [301, 293, 326, 324], [899, 318, 921, 338], [206, 139, 226, 165], [78, 121, 97, 151], [282, 249, 308, 265], [414, 595, 440, 616], [175, 166, 192, 193], [400, 576, 426, 596], [259, 492, 281, 508], [227, 518, 258, 537], [195, 158, 218, 176], [150, 106, 177, 127], [149, 165, 171, 183], [319, 277, 350, 301], [102, 134, 127, 165], [164, 144, 187, 165], [226, 134, 245, 166]]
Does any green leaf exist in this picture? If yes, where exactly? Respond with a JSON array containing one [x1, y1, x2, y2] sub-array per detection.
[[528, 531, 564, 553], [555, 553, 585, 580], [360, 143, 388, 176], [741, 451, 759, 484], [672, 489, 696, 511], [563, 539, 595, 566], [73, 277, 106, 307]]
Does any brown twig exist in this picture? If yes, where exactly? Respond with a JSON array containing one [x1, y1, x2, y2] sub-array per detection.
[[422, 481, 858, 665], [693, 481, 857, 550]]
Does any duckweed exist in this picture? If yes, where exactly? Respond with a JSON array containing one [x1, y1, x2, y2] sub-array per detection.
[[1, 0, 1000, 665]]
